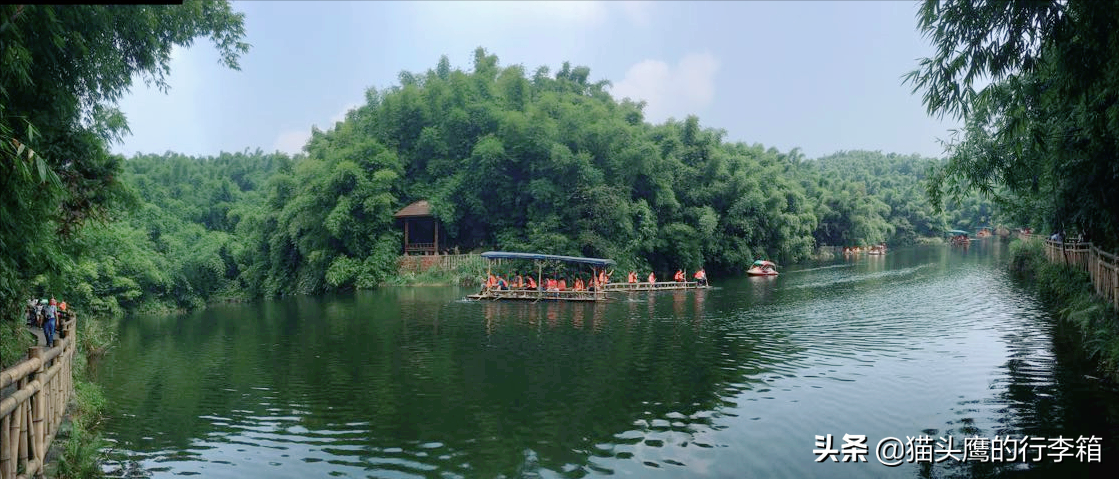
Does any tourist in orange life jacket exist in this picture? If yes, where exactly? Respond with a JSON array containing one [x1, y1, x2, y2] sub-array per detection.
[[487, 273, 497, 290], [674, 269, 684, 282], [648, 272, 656, 283], [694, 268, 707, 286], [574, 277, 584, 291], [628, 271, 637, 283], [527, 276, 538, 290], [558, 278, 567, 291]]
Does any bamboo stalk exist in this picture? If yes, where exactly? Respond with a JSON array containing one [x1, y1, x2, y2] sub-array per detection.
[[27, 348, 43, 469], [16, 396, 25, 479], [1, 413, 9, 479]]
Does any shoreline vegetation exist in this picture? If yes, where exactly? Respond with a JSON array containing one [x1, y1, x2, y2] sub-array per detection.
[[54, 317, 116, 479], [1009, 237, 1119, 382], [383, 236, 951, 287], [1, 315, 116, 479]]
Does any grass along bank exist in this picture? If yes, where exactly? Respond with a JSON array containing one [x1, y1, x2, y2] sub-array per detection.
[[54, 316, 116, 479], [387, 254, 487, 287], [1009, 237, 1119, 381]]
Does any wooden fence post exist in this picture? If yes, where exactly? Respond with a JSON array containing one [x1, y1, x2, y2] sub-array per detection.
[[28, 346, 44, 476]]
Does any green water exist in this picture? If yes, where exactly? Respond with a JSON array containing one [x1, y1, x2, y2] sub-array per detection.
[[94, 241, 1118, 478]]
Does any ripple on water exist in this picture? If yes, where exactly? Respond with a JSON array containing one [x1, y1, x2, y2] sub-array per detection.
[[95, 245, 1112, 478]]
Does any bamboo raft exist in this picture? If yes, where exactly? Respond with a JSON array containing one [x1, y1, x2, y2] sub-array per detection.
[[601, 281, 707, 292], [467, 289, 609, 302], [466, 252, 710, 302]]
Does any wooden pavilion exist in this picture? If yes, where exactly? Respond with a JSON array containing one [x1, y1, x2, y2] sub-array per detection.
[[394, 200, 441, 255]]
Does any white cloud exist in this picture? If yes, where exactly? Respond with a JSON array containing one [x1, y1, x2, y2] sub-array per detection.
[[273, 102, 362, 155], [273, 129, 310, 156], [610, 52, 721, 123], [329, 102, 361, 126]]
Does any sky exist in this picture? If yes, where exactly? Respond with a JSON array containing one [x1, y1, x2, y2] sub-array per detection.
[[113, 1, 958, 161]]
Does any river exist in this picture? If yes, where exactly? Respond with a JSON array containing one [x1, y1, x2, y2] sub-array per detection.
[[93, 240, 1118, 478]]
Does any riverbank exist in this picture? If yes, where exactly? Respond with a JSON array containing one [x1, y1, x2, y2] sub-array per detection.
[[387, 255, 486, 287], [1, 314, 114, 479], [1009, 237, 1119, 382]]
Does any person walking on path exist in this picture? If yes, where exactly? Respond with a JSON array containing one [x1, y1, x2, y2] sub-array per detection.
[[44, 298, 58, 348]]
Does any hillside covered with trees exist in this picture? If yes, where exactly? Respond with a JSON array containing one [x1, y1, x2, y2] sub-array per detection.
[[0, 2, 1001, 318], [17, 48, 999, 316]]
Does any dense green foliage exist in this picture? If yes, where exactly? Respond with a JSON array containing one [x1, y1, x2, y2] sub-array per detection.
[[0, 2, 996, 318], [909, 0, 1119, 248], [81, 50, 998, 310], [0, 2, 249, 320]]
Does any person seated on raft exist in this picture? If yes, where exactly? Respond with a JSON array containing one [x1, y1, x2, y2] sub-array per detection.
[[694, 268, 707, 286], [574, 277, 585, 291], [648, 272, 656, 284], [628, 271, 638, 283], [496, 275, 509, 290], [527, 276, 538, 290], [599, 269, 613, 286], [558, 277, 567, 291], [674, 269, 685, 282]]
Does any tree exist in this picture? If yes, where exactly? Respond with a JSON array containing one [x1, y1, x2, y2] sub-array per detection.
[[906, 0, 1119, 247], [0, 2, 250, 319]]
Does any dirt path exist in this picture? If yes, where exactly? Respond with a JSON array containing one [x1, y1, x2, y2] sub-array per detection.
[[25, 323, 46, 346]]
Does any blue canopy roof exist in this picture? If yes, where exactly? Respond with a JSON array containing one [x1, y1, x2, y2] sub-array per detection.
[[480, 251, 615, 267]]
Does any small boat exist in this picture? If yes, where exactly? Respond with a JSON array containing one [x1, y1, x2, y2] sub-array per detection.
[[946, 229, 971, 247], [746, 260, 778, 276]]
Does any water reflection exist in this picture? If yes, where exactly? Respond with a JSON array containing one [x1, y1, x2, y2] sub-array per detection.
[[95, 242, 1119, 478]]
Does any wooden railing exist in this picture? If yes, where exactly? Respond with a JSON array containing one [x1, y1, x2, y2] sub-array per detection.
[[397, 253, 488, 273], [0, 314, 77, 479], [404, 242, 436, 254], [1039, 238, 1119, 311]]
